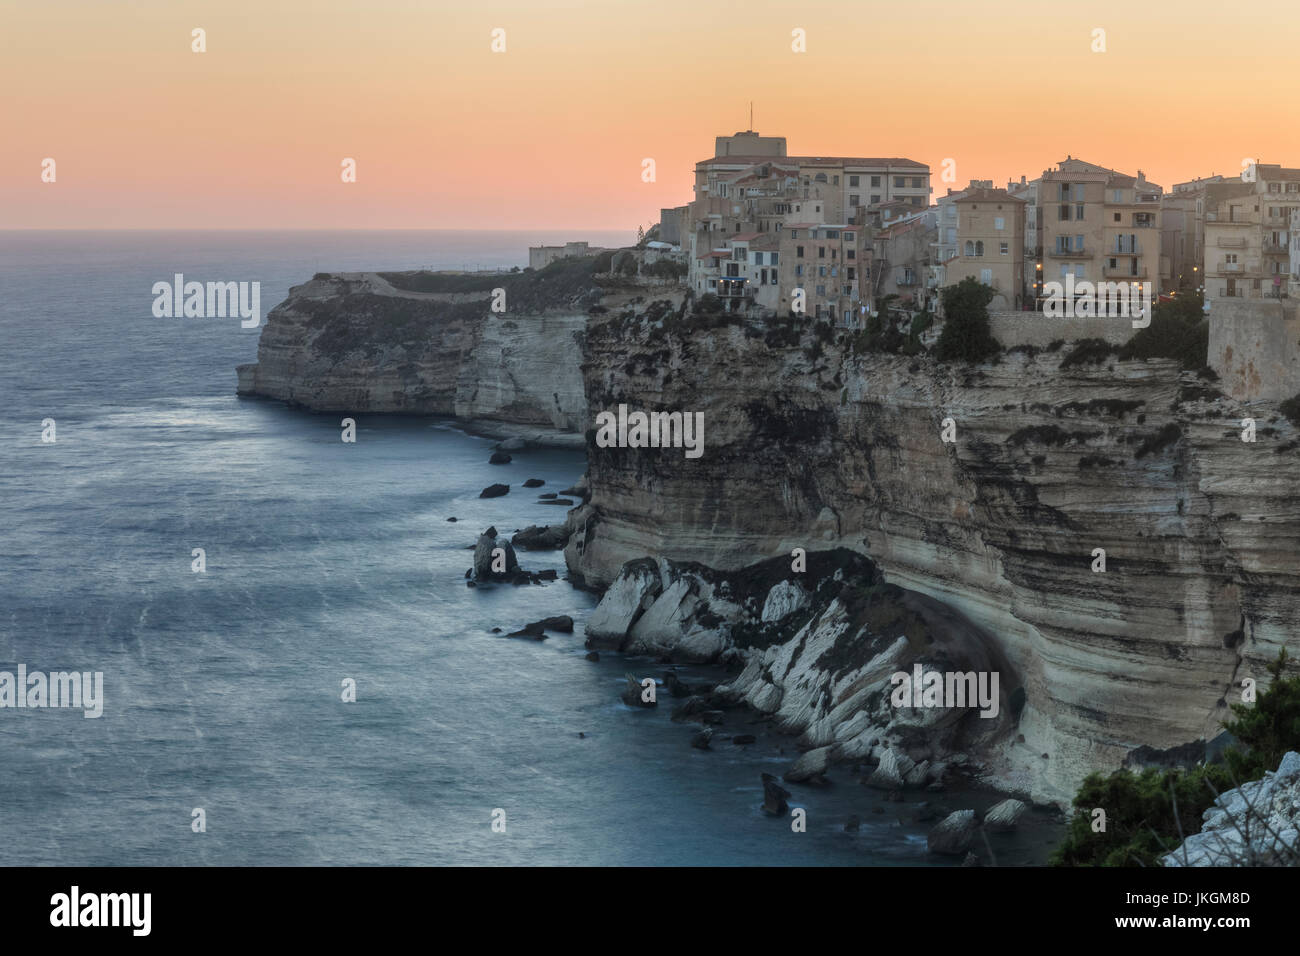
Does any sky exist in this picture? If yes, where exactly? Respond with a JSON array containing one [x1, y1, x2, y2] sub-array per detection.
[[4, 0, 1299, 230]]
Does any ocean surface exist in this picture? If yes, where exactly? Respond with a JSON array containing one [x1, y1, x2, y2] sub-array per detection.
[[0, 231, 1056, 865]]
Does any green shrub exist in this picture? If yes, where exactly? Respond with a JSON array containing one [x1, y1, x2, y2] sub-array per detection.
[[1059, 338, 1115, 368], [935, 278, 1000, 363], [1119, 293, 1209, 370], [1053, 649, 1300, 866]]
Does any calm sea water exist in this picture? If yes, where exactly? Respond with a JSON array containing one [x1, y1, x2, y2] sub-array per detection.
[[0, 231, 1054, 865]]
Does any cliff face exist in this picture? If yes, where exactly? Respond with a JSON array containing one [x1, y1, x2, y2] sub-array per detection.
[[236, 271, 590, 439], [566, 317, 1300, 803]]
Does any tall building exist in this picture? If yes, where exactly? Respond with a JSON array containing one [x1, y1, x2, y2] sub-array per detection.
[[945, 187, 1027, 310], [1038, 158, 1162, 308], [1161, 175, 1223, 293], [682, 129, 928, 317], [1203, 163, 1300, 304]]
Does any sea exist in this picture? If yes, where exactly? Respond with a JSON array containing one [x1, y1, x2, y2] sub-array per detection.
[[0, 230, 1057, 865]]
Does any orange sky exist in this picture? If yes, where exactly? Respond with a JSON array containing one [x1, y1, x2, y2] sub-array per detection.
[[4, 0, 1299, 230]]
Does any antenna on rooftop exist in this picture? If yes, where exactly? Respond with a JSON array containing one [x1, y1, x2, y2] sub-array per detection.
[[749, 101, 753, 131]]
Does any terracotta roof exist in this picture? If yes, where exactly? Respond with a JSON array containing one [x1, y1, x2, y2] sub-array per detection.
[[956, 188, 1026, 204], [698, 155, 927, 169]]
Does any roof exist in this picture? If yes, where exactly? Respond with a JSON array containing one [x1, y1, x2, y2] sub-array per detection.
[[956, 188, 1026, 204], [698, 155, 928, 170], [730, 232, 763, 241]]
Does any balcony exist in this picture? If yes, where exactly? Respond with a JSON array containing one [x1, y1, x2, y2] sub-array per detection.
[[1263, 242, 1289, 255], [1103, 266, 1147, 279], [897, 275, 919, 287], [1218, 262, 1243, 272], [1110, 245, 1142, 256], [1265, 215, 1289, 226], [1217, 236, 1246, 248], [1049, 246, 1088, 258]]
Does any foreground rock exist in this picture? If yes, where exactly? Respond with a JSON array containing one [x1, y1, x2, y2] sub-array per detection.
[[470, 527, 552, 585], [761, 773, 791, 815], [489, 451, 511, 464], [621, 675, 656, 708], [784, 746, 832, 784], [1162, 751, 1300, 866], [983, 798, 1027, 832], [928, 810, 979, 856], [479, 483, 509, 499], [511, 525, 569, 550], [506, 615, 574, 638]]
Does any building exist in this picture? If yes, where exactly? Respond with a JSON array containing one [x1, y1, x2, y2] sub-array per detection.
[[680, 128, 929, 318], [873, 214, 933, 311], [780, 223, 872, 324], [1160, 175, 1223, 293], [944, 188, 1027, 310], [1203, 163, 1300, 304], [1038, 158, 1162, 309], [528, 241, 611, 270]]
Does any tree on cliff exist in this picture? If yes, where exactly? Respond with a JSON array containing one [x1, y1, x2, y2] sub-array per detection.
[[935, 278, 1000, 363], [1052, 649, 1300, 867]]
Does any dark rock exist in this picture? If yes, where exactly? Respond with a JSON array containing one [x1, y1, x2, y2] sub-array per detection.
[[844, 815, 860, 832], [511, 525, 568, 550], [961, 851, 981, 867], [663, 671, 694, 698], [479, 483, 509, 499], [585, 651, 600, 662], [447, 517, 457, 522], [927, 810, 979, 856], [539, 493, 558, 500], [761, 773, 791, 816], [489, 451, 512, 465], [732, 734, 757, 746], [539, 498, 574, 506], [537, 569, 558, 581], [621, 674, 656, 708], [691, 729, 713, 750], [785, 746, 831, 784], [472, 527, 518, 580], [885, 790, 904, 802], [538, 615, 574, 633], [670, 696, 711, 723], [522, 478, 545, 488], [700, 710, 725, 725], [505, 621, 547, 639], [490, 627, 502, 634], [466, 581, 476, 588]]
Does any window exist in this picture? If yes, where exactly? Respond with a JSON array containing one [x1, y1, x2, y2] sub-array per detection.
[[846, 249, 855, 260], [1225, 253, 1238, 263], [847, 268, 855, 280], [1112, 189, 1123, 203], [994, 217, 1005, 230], [818, 247, 825, 258], [894, 176, 905, 188], [796, 245, 804, 257], [1269, 183, 1281, 193], [818, 265, 826, 277], [1000, 242, 1009, 255], [964, 240, 975, 256], [1075, 203, 1085, 220], [832, 175, 840, 185], [1073, 184, 1085, 202], [871, 176, 881, 187], [980, 268, 993, 284], [975, 241, 985, 256], [910, 197, 922, 206], [844, 232, 854, 242], [911, 177, 923, 188], [850, 195, 860, 207], [795, 265, 804, 277], [753, 252, 763, 265], [816, 285, 826, 296], [870, 194, 881, 204], [831, 249, 838, 259], [946, 205, 957, 219], [1114, 212, 1121, 222], [826, 230, 839, 239], [814, 173, 828, 183], [770, 252, 779, 265], [849, 176, 859, 187], [1059, 204, 1071, 221], [1075, 234, 1084, 251]]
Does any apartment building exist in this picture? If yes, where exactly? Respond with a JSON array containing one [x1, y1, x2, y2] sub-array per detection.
[[1203, 164, 1300, 303], [780, 223, 872, 324], [1158, 176, 1223, 293], [944, 188, 1026, 310], [1039, 158, 1162, 308], [682, 129, 927, 317]]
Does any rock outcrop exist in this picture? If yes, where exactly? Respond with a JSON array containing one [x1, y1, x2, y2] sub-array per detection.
[[1162, 751, 1300, 866], [566, 315, 1300, 804], [236, 269, 592, 444]]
